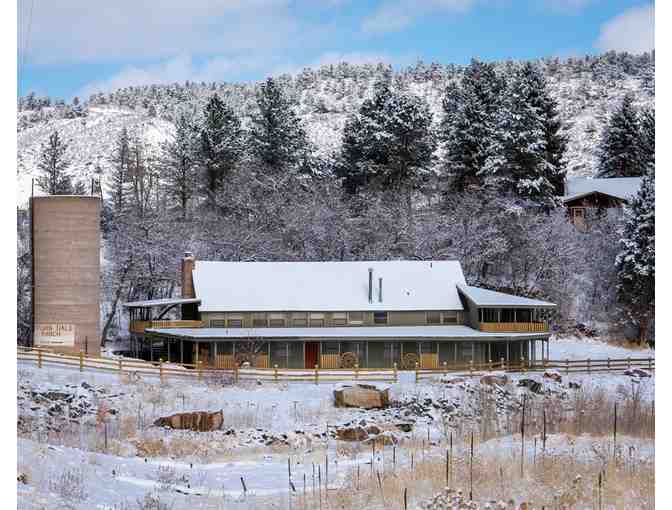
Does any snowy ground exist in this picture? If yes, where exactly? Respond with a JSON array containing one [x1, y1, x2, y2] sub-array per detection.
[[17, 336, 655, 509], [548, 335, 654, 360]]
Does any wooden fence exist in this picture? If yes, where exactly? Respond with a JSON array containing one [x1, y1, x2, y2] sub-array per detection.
[[414, 356, 655, 382], [17, 347, 653, 385]]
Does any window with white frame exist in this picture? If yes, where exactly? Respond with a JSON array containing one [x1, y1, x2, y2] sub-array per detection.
[[348, 311, 364, 324], [252, 312, 267, 327], [332, 312, 347, 326], [373, 311, 388, 324], [426, 311, 441, 324], [268, 313, 286, 327], [292, 312, 308, 327], [309, 312, 325, 327]]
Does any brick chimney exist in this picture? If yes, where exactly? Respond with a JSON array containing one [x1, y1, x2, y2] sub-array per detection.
[[181, 251, 196, 299]]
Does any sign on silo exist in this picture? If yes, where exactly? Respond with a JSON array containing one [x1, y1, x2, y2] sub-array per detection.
[[31, 196, 101, 356]]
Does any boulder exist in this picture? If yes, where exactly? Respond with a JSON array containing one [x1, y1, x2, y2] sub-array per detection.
[[154, 410, 224, 432], [441, 376, 465, 385], [395, 422, 414, 433], [543, 370, 562, 383], [568, 381, 582, 390], [335, 426, 368, 441], [333, 384, 390, 409], [480, 372, 508, 386], [365, 432, 398, 446], [624, 368, 652, 378], [517, 378, 543, 394], [365, 424, 382, 435]]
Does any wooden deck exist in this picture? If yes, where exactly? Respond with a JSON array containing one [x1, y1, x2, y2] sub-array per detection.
[[129, 320, 204, 334]]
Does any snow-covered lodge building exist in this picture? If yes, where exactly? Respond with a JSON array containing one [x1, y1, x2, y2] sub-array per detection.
[[563, 177, 642, 229], [124, 257, 555, 370]]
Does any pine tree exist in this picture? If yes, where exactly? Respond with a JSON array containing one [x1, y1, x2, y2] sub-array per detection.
[[249, 78, 308, 174], [337, 81, 436, 231], [35, 131, 76, 195], [481, 62, 563, 205], [198, 93, 243, 207], [161, 112, 199, 219], [615, 166, 655, 343], [639, 107, 655, 169], [597, 93, 645, 177], [109, 127, 131, 214], [439, 59, 504, 192]]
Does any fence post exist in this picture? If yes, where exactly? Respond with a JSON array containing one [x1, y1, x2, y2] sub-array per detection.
[[37, 350, 42, 369], [197, 360, 202, 382], [648, 357, 652, 371], [234, 364, 239, 384], [469, 360, 473, 376], [274, 364, 279, 383], [521, 357, 526, 374], [159, 358, 164, 382], [500, 357, 505, 371], [443, 361, 448, 376], [565, 358, 569, 375], [488, 359, 492, 372], [393, 363, 398, 383], [415, 362, 419, 384], [314, 365, 319, 385], [587, 358, 591, 374], [355, 363, 359, 381], [607, 357, 610, 370], [627, 357, 631, 370], [79, 351, 84, 372]]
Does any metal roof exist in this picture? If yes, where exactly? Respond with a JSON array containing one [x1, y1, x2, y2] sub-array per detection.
[[458, 285, 556, 308], [145, 325, 550, 341], [123, 297, 201, 308], [563, 177, 642, 203], [192, 260, 466, 312]]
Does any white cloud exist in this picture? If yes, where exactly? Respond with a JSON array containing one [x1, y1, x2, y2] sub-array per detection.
[[361, 0, 474, 34], [596, 4, 654, 54], [19, 0, 329, 65], [76, 54, 268, 99], [542, 0, 594, 13]]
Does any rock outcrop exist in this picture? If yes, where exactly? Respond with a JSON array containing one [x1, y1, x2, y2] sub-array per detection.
[[154, 410, 224, 432], [333, 384, 390, 409]]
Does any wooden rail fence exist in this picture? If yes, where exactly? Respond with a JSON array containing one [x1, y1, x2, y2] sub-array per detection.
[[17, 347, 653, 385]]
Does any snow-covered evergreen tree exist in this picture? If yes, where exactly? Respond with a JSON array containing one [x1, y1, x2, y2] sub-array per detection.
[[439, 59, 504, 192], [109, 127, 131, 214], [160, 112, 199, 219], [338, 81, 435, 229], [639, 107, 655, 169], [615, 166, 655, 343], [597, 93, 646, 177], [248, 77, 308, 174], [35, 130, 77, 195], [481, 62, 563, 205], [198, 93, 243, 208]]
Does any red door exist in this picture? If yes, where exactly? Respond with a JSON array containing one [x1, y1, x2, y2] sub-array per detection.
[[305, 342, 319, 368]]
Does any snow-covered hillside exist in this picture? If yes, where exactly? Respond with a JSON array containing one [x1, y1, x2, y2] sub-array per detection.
[[16, 107, 174, 207], [16, 54, 654, 207]]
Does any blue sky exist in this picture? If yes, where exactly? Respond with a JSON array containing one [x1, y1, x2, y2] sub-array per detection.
[[17, 0, 654, 101]]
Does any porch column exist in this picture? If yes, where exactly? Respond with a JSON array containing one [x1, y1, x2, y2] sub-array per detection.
[[195, 341, 199, 364], [506, 340, 510, 362], [454, 342, 457, 362], [180, 340, 184, 364], [471, 342, 475, 363], [150, 338, 154, 362], [488, 342, 491, 363], [167, 340, 171, 363], [214, 342, 218, 367]]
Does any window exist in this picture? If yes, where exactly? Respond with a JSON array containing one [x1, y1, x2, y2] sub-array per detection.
[[332, 312, 347, 326], [373, 311, 388, 324], [442, 311, 458, 324], [348, 311, 364, 324], [268, 313, 286, 327], [252, 313, 267, 327], [210, 319, 226, 327], [227, 313, 243, 328], [323, 342, 339, 355], [292, 312, 308, 327], [426, 311, 441, 325], [310, 312, 325, 327]]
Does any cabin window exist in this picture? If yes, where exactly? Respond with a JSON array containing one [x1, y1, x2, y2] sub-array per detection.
[[348, 312, 364, 324], [252, 313, 267, 327], [426, 311, 441, 324], [268, 313, 286, 327], [310, 312, 325, 327], [482, 309, 499, 322], [210, 319, 226, 327], [323, 342, 340, 355], [292, 312, 308, 327], [373, 311, 388, 324], [442, 311, 458, 324], [332, 312, 347, 326], [226, 313, 243, 328]]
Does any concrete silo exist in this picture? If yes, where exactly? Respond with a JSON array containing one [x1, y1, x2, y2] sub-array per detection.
[[31, 196, 101, 356]]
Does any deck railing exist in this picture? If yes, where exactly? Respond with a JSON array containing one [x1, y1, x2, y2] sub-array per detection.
[[129, 320, 204, 334], [478, 322, 549, 333]]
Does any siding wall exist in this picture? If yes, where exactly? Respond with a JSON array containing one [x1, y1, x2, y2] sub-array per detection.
[[200, 310, 463, 328]]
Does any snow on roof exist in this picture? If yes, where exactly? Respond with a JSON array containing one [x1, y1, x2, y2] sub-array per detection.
[[192, 260, 466, 312], [146, 325, 550, 340], [458, 285, 556, 308], [563, 177, 642, 203], [123, 297, 201, 308]]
